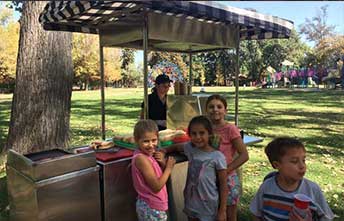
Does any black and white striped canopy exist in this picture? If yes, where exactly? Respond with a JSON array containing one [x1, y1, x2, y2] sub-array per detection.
[[39, 1, 293, 51]]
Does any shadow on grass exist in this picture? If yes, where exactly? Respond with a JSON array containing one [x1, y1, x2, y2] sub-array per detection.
[[0, 176, 9, 221], [71, 98, 141, 119], [240, 89, 343, 108], [233, 89, 344, 158]]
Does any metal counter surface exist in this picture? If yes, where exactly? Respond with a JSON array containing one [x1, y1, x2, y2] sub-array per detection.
[[7, 149, 97, 181]]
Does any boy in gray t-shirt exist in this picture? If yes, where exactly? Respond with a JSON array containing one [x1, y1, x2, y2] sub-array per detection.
[[250, 137, 334, 221]]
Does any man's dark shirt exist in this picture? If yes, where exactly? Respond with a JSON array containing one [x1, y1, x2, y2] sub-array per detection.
[[141, 92, 167, 130]]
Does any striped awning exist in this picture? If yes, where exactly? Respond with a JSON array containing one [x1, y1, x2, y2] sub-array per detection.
[[39, 1, 293, 40], [39, 1, 293, 52]]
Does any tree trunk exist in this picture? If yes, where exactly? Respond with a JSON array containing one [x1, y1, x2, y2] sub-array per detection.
[[5, 2, 73, 154]]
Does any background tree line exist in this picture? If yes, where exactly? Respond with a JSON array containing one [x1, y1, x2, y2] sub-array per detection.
[[0, 4, 343, 93]]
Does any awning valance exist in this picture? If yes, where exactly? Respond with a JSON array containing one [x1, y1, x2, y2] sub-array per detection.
[[39, 1, 293, 52]]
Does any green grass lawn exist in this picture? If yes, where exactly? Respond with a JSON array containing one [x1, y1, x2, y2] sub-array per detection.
[[0, 87, 343, 220]]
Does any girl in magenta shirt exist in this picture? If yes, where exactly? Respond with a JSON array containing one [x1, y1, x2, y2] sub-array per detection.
[[206, 94, 249, 221], [131, 120, 176, 221]]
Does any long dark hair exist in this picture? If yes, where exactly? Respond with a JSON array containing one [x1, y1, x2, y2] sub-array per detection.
[[188, 116, 213, 145]]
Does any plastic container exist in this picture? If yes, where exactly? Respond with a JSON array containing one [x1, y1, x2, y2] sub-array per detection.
[[292, 193, 311, 219], [160, 140, 174, 147], [114, 140, 137, 150]]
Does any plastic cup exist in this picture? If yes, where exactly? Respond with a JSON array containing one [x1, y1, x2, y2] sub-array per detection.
[[294, 193, 311, 209]]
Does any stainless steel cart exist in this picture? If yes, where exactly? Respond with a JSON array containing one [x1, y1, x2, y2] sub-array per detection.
[[97, 153, 189, 221], [6, 149, 101, 221], [97, 157, 138, 221]]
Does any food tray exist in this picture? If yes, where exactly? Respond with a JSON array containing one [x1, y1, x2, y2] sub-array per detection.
[[160, 140, 173, 147], [114, 140, 137, 150], [114, 140, 174, 150]]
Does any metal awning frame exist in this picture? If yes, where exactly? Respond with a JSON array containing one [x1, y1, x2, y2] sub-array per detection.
[[39, 1, 293, 139], [98, 13, 241, 139]]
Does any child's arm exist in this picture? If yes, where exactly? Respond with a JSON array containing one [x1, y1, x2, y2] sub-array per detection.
[[217, 169, 228, 221], [135, 154, 176, 193], [227, 137, 249, 173], [250, 181, 265, 221], [160, 143, 184, 154], [155, 143, 186, 168], [153, 151, 166, 168]]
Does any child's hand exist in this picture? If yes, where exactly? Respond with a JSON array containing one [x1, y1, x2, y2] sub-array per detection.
[[153, 151, 166, 165], [165, 156, 176, 170], [159, 148, 167, 154], [289, 208, 312, 221]]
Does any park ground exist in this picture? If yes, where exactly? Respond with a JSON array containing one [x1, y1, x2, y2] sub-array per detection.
[[0, 86, 343, 220]]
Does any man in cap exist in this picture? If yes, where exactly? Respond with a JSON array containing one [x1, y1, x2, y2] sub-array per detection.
[[140, 74, 172, 130]]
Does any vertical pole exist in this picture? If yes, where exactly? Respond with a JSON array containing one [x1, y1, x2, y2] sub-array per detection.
[[143, 13, 149, 119], [234, 26, 243, 196], [99, 41, 106, 140], [189, 52, 193, 87], [234, 25, 240, 126]]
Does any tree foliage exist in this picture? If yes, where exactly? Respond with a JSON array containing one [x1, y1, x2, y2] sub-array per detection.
[[120, 48, 136, 87], [190, 54, 206, 86], [240, 41, 263, 79], [120, 48, 134, 70], [200, 52, 217, 85], [0, 6, 19, 88], [298, 5, 340, 69], [149, 52, 188, 77], [72, 33, 121, 89], [104, 47, 121, 82], [299, 5, 336, 46], [316, 35, 344, 68], [238, 29, 310, 80], [0, 5, 13, 26], [72, 33, 99, 89]]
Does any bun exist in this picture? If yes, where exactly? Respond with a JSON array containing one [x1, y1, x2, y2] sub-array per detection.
[[113, 134, 135, 144], [159, 129, 187, 142], [90, 141, 114, 150]]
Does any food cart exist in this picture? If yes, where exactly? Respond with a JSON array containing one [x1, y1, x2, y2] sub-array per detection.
[[6, 149, 101, 221], [23, 1, 294, 220]]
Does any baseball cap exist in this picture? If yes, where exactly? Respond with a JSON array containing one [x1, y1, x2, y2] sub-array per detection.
[[155, 74, 172, 85]]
